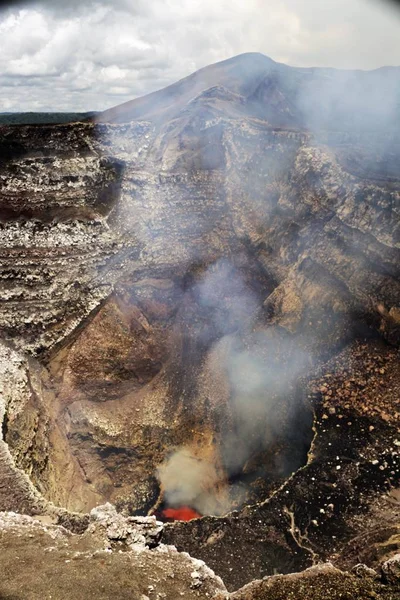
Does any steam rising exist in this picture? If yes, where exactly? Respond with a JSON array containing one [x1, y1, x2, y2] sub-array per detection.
[[157, 447, 228, 516], [91, 52, 399, 516], [157, 260, 313, 515]]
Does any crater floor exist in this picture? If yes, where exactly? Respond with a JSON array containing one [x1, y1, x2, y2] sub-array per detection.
[[0, 53, 399, 598]]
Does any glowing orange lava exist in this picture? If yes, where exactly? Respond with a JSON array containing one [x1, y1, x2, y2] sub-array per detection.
[[161, 506, 202, 521]]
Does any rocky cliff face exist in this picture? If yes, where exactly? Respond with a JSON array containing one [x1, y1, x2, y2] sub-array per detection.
[[0, 53, 399, 598]]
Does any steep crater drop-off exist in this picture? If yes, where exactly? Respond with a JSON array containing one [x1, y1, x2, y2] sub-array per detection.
[[0, 53, 399, 593]]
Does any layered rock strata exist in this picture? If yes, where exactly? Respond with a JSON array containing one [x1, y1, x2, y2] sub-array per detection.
[[0, 53, 399, 597]]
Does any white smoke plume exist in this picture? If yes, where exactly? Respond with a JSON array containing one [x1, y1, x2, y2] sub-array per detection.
[[156, 259, 313, 515], [156, 446, 231, 516]]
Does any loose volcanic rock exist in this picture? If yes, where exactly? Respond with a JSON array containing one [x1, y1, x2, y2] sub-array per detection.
[[0, 510, 227, 600], [162, 340, 400, 590], [0, 53, 399, 599], [219, 563, 400, 600], [382, 554, 400, 585]]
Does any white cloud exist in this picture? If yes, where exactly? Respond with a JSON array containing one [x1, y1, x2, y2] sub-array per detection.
[[0, 0, 399, 112]]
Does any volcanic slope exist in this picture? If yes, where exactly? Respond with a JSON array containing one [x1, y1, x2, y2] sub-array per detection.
[[0, 53, 399, 598], [97, 52, 400, 136]]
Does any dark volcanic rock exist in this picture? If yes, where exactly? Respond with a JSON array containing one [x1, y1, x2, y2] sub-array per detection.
[[163, 340, 400, 590], [0, 53, 399, 597], [219, 563, 400, 600]]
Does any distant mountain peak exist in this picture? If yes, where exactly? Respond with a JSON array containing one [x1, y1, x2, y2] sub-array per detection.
[[96, 53, 400, 135], [219, 52, 275, 64]]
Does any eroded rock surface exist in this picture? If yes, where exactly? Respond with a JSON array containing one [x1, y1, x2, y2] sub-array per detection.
[[1, 509, 398, 600], [0, 52, 399, 597], [0, 507, 226, 600], [163, 340, 400, 589], [218, 563, 400, 600]]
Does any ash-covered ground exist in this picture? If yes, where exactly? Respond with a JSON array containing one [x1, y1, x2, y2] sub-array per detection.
[[0, 53, 399, 599]]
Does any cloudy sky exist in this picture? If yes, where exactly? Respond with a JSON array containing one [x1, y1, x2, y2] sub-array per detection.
[[0, 0, 399, 112]]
